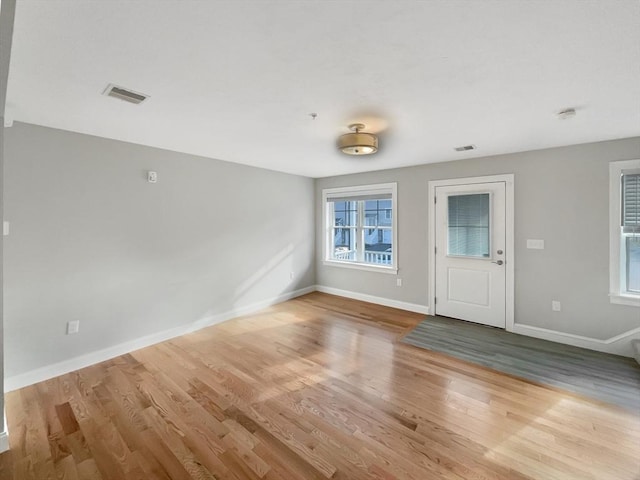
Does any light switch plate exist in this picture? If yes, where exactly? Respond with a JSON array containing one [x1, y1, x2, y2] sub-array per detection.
[[527, 239, 544, 249], [67, 320, 80, 335]]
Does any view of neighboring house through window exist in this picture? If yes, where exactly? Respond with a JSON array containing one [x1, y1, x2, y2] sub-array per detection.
[[610, 159, 640, 305], [323, 183, 397, 272]]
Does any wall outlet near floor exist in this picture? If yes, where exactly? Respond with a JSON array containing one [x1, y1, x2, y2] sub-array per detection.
[[67, 320, 80, 335], [290, 271, 295, 280], [551, 300, 561, 312], [396, 278, 402, 287]]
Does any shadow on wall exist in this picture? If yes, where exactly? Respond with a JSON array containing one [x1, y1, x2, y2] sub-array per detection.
[[171, 238, 314, 335]]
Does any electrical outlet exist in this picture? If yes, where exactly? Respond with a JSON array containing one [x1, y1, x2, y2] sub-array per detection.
[[67, 320, 80, 335], [396, 278, 402, 287], [147, 171, 157, 183], [290, 271, 295, 280], [551, 301, 561, 312]]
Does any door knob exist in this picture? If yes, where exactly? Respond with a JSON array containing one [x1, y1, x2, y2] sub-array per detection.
[[492, 260, 504, 265]]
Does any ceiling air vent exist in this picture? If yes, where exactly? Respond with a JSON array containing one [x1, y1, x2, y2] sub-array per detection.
[[454, 144, 476, 152], [102, 84, 148, 104]]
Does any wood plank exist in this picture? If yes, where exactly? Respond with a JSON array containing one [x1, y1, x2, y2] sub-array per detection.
[[0, 292, 638, 479]]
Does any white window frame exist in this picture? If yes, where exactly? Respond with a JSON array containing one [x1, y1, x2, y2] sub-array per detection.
[[609, 159, 640, 306], [322, 183, 398, 274]]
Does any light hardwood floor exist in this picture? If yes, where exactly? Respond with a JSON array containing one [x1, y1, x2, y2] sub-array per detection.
[[1, 292, 638, 479]]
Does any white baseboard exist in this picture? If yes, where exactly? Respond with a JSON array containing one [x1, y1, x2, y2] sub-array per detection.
[[632, 340, 640, 365], [0, 431, 8, 453], [512, 323, 640, 358], [314, 285, 639, 357], [4, 286, 316, 392], [315, 285, 430, 315], [6, 284, 638, 392]]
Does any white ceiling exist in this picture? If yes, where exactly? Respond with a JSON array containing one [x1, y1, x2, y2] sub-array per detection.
[[5, 0, 640, 178]]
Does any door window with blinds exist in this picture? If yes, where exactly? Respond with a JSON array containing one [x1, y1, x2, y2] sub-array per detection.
[[610, 160, 640, 305], [322, 183, 397, 273], [447, 193, 491, 258]]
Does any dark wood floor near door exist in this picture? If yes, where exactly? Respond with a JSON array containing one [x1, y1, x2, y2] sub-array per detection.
[[402, 315, 640, 411], [0, 292, 638, 479]]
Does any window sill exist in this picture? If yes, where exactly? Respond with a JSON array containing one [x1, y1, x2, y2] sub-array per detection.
[[609, 293, 640, 307], [323, 260, 398, 275]]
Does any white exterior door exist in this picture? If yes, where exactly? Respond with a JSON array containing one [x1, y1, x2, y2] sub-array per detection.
[[434, 181, 506, 328]]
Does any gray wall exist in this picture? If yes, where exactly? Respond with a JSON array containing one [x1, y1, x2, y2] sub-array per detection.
[[0, 0, 17, 439], [316, 138, 640, 340], [4, 122, 315, 378], [3, 120, 639, 381]]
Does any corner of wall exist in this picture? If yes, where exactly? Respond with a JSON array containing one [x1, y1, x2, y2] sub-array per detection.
[[4, 285, 316, 392], [0, 0, 18, 444], [632, 339, 640, 365]]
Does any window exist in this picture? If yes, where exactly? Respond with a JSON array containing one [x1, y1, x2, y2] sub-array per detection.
[[610, 159, 640, 306], [323, 183, 397, 273], [447, 193, 490, 258]]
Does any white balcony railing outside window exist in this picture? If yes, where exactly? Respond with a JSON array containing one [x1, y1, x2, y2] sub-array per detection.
[[333, 249, 392, 265]]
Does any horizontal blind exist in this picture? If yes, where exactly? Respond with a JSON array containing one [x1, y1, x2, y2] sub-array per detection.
[[325, 193, 392, 203], [622, 172, 640, 233]]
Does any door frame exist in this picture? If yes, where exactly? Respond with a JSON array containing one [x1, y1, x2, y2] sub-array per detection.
[[428, 174, 515, 331]]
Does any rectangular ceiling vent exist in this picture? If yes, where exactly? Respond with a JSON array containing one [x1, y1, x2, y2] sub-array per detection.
[[454, 144, 476, 152], [103, 84, 148, 104]]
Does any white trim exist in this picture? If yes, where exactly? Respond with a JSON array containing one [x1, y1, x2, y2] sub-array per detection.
[[632, 339, 640, 365], [4, 286, 316, 392], [317, 285, 640, 358], [512, 323, 640, 357], [610, 294, 640, 307], [322, 182, 398, 272], [323, 182, 398, 199], [0, 431, 8, 453], [6, 284, 640, 393], [322, 260, 398, 274], [427, 174, 515, 331], [609, 159, 640, 306], [315, 285, 430, 315]]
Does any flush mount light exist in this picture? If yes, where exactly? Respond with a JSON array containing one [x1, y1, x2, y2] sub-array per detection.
[[338, 123, 378, 155]]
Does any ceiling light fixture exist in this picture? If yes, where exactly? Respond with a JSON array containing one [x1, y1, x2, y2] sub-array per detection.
[[338, 123, 378, 155]]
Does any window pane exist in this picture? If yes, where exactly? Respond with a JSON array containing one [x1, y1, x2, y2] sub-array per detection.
[[365, 200, 392, 227], [334, 211, 356, 227], [364, 228, 393, 265], [622, 173, 640, 230], [332, 228, 356, 261], [626, 236, 640, 293], [332, 201, 357, 227], [377, 199, 391, 210], [448, 194, 490, 257]]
